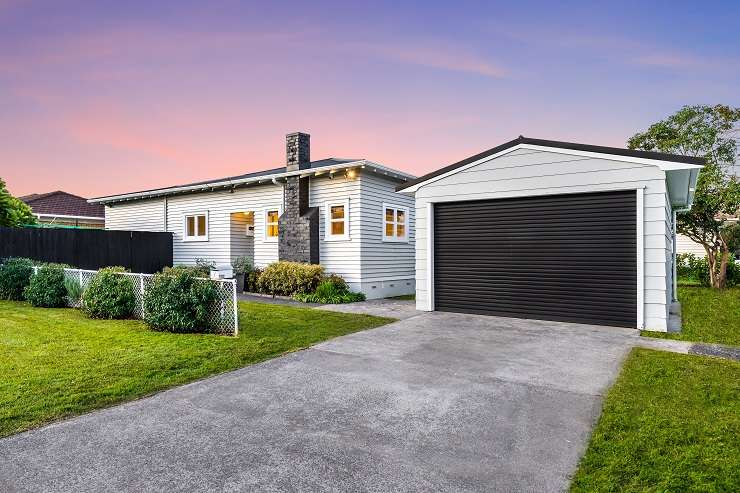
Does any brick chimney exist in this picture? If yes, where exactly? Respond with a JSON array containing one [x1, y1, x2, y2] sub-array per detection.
[[279, 132, 319, 263], [286, 132, 311, 171]]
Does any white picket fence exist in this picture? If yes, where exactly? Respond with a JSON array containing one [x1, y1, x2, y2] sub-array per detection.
[[34, 267, 239, 336]]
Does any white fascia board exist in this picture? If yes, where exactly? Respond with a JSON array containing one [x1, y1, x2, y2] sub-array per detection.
[[398, 143, 703, 194]]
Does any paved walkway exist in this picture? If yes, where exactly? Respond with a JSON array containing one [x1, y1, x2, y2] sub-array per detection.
[[0, 311, 676, 493], [239, 293, 420, 320]]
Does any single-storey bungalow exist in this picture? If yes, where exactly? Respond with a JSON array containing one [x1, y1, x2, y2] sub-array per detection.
[[397, 136, 703, 332], [89, 133, 416, 299]]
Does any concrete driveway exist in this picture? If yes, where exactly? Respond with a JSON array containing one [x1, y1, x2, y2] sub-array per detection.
[[1, 312, 648, 492]]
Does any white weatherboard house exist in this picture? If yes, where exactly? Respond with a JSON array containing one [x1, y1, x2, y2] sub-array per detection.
[[398, 136, 703, 332], [90, 133, 416, 299]]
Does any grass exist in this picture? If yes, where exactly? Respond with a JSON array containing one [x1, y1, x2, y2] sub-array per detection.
[[0, 300, 394, 438], [642, 286, 740, 347], [571, 348, 740, 492]]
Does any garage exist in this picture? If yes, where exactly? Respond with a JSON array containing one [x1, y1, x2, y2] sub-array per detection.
[[398, 136, 703, 331], [433, 190, 637, 327]]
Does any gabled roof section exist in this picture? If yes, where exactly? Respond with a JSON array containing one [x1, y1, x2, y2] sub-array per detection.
[[21, 191, 104, 218], [90, 158, 416, 205], [397, 136, 706, 192]]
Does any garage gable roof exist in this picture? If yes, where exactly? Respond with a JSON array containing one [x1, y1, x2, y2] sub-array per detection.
[[397, 136, 705, 193]]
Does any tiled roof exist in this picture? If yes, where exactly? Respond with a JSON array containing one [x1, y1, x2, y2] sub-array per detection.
[[20, 191, 105, 218]]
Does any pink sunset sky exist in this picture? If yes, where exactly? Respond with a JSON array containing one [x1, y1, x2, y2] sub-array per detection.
[[1, 0, 738, 198]]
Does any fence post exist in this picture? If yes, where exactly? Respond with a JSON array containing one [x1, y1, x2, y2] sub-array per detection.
[[232, 279, 239, 337]]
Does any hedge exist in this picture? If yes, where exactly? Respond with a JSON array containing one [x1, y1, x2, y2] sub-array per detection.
[[83, 267, 136, 319]]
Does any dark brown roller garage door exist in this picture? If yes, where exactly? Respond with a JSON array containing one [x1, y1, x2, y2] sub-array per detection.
[[433, 190, 637, 327]]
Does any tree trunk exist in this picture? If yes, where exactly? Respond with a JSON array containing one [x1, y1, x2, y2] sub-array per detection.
[[703, 243, 729, 289]]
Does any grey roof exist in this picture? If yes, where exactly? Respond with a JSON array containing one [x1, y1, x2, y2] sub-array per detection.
[[106, 158, 359, 198]]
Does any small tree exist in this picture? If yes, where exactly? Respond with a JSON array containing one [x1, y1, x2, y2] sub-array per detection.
[[0, 178, 36, 227], [628, 105, 740, 288]]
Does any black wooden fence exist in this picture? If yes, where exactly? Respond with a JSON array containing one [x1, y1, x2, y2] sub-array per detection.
[[0, 227, 173, 273]]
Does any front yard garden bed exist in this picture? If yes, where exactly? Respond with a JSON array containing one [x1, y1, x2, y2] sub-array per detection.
[[0, 300, 394, 438], [571, 348, 740, 492]]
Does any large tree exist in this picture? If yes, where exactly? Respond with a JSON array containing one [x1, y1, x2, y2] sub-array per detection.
[[0, 178, 36, 228], [628, 104, 740, 288]]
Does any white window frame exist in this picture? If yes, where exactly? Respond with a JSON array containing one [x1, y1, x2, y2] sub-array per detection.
[[324, 199, 350, 241], [382, 202, 409, 243], [183, 212, 209, 242], [263, 206, 282, 242]]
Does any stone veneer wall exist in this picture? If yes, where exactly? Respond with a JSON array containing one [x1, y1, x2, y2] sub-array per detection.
[[279, 132, 319, 263]]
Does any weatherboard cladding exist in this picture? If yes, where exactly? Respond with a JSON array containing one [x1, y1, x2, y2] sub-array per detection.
[[413, 147, 672, 331], [103, 169, 416, 290]]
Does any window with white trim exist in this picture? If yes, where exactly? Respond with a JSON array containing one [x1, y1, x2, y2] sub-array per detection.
[[184, 213, 208, 241], [264, 208, 280, 241], [325, 200, 349, 241], [383, 204, 409, 242]]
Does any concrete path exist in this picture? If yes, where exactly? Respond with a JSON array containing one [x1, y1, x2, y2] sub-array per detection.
[[317, 298, 419, 320]]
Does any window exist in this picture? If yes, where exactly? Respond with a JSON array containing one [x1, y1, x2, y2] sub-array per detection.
[[184, 213, 208, 241], [325, 200, 349, 241], [382, 204, 409, 242], [264, 208, 280, 241]]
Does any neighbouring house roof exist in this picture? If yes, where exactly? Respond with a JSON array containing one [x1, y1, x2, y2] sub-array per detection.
[[20, 191, 105, 219], [89, 158, 416, 205], [397, 136, 706, 193]]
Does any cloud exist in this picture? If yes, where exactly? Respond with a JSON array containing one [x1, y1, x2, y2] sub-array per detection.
[[347, 40, 508, 78]]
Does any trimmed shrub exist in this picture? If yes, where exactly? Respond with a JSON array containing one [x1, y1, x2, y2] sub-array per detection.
[[256, 261, 324, 296], [24, 263, 67, 307], [162, 265, 208, 277], [294, 279, 365, 304], [83, 267, 135, 319], [0, 257, 35, 301], [143, 269, 218, 333], [246, 267, 262, 292], [322, 273, 348, 293]]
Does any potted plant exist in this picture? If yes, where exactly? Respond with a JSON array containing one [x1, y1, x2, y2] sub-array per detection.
[[231, 256, 253, 293]]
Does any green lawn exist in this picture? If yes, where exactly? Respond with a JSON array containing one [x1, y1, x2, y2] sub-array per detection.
[[571, 348, 740, 492], [642, 286, 740, 347], [0, 300, 393, 438]]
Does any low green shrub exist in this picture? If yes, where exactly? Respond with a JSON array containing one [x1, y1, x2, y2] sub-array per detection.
[[0, 257, 35, 301], [294, 278, 365, 304], [143, 269, 218, 332], [677, 253, 739, 287], [256, 261, 324, 296], [162, 265, 209, 277], [231, 256, 253, 274], [82, 267, 135, 319], [24, 263, 67, 307], [246, 267, 262, 292]]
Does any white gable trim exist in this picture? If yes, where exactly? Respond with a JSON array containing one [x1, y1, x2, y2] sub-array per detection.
[[399, 143, 703, 194]]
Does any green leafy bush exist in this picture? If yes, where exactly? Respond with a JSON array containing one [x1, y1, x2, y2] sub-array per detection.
[[677, 253, 739, 287], [294, 278, 365, 304], [163, 265, 208, 277], [24, 263, 67, 307], [82, 267, 135, 319], [246, 267, 262, 292], [231, 256, 253, 274], [256, 261, 324, 296], [64, 276, 84, 307], [0, 257, 35, 300], [143, 269, 218, 332]]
